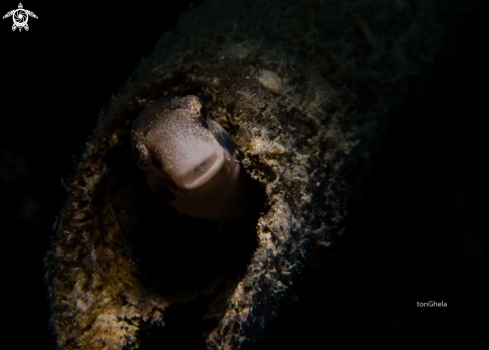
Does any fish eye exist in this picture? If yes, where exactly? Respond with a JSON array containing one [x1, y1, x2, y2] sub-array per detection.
[[132, 140, 152, 171], [182, 95, 211, 127]]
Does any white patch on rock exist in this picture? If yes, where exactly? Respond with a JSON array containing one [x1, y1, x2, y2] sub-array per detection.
[[257, 70, 282, 94]]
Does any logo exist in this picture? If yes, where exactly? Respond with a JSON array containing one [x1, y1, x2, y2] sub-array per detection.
[[3, 3, 38, 32]]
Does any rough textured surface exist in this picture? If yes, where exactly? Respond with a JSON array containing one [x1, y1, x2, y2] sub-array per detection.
[[44, 0, 474, 349]]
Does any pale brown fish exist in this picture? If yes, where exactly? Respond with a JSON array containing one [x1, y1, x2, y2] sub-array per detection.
[[131, 95, 260, 233]]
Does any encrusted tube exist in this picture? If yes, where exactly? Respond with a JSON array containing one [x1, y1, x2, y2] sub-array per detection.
[[44, 0, 473, 349]]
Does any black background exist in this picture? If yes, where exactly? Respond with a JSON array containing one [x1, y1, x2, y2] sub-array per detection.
[[0, 0, 485, 348]]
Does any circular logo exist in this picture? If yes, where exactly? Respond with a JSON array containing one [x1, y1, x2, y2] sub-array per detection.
[[12, 9, 27, 27]]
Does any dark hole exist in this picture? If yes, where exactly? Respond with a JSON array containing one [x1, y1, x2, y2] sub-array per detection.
[[116, 136, 262, 301]]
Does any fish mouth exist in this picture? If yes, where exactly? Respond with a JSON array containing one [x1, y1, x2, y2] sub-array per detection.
[[171, 145, 226, 190]]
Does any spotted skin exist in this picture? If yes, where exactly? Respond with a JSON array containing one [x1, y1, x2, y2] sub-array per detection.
[[131, 96, 260, 224]]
